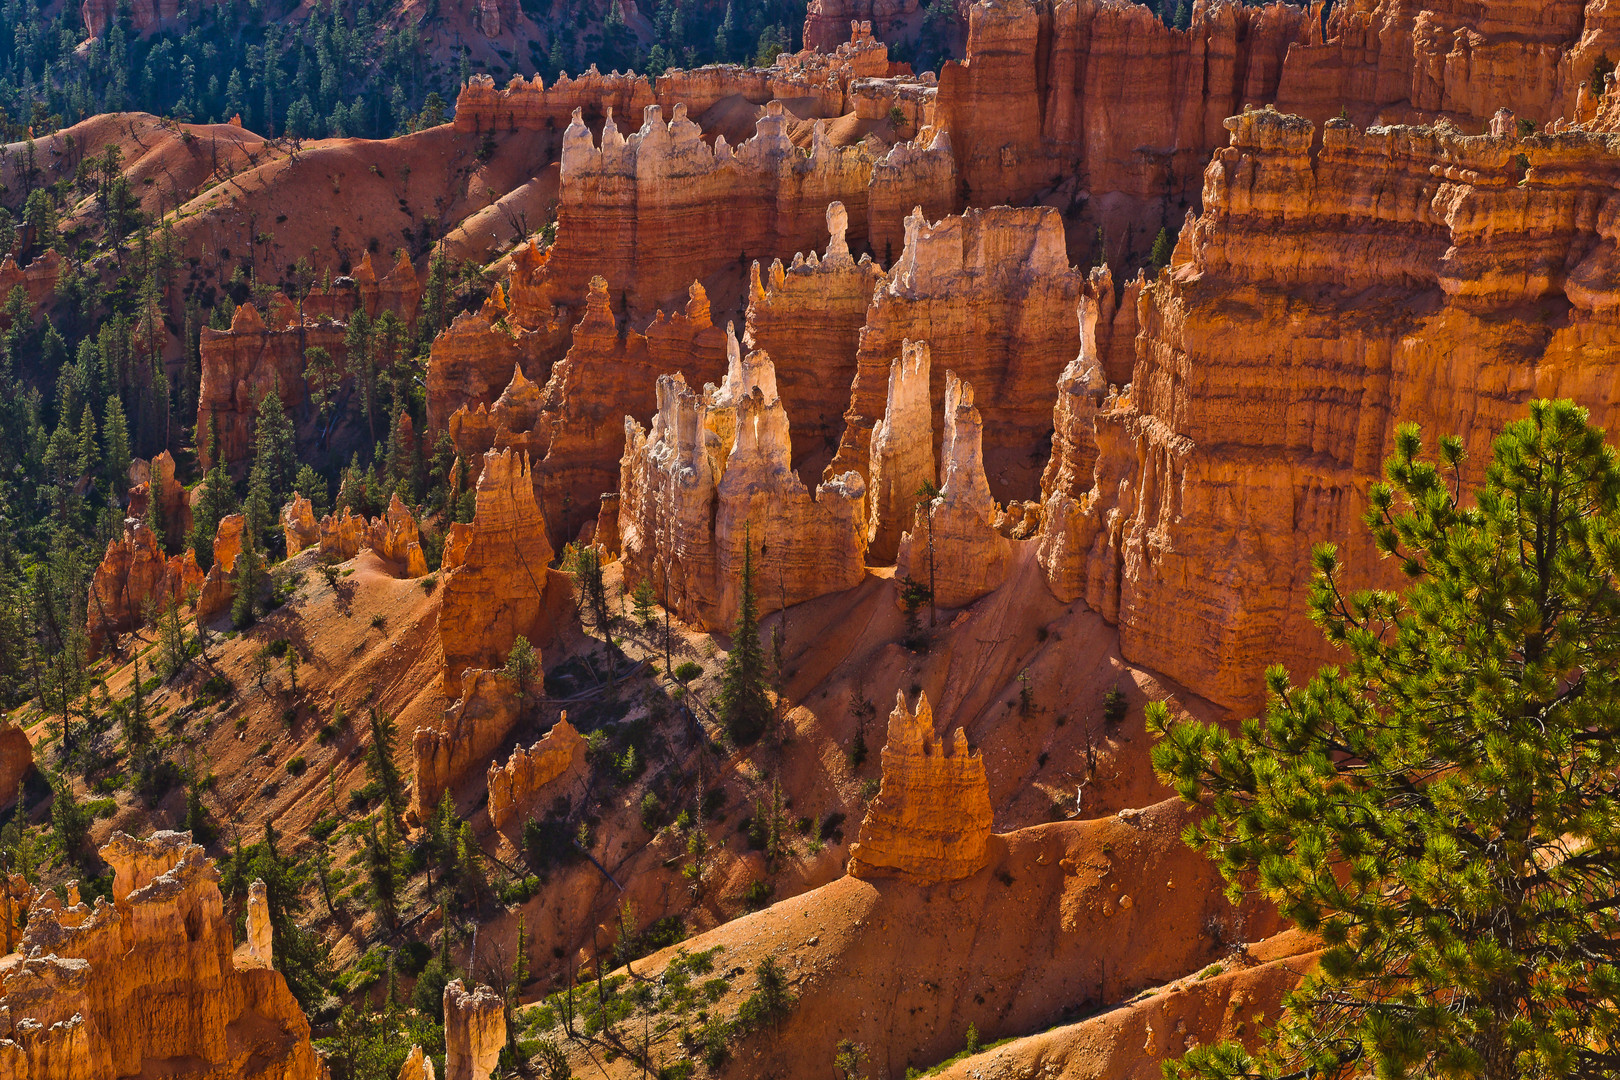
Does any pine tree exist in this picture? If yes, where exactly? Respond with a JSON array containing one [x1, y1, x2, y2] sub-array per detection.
[[363, 817, 399, 930], [717, 532, 771, 745], [366, 707, 404, 822], [230, 529, 262, 629], [251, 386, 297, 513], [1150, 226, 1174, 269], [102, 398, 131, 496], [294, 463, 329, 518], [1154, 399, 1620, 1080]]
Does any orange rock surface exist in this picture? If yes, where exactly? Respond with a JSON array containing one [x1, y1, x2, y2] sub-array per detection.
[[86, 520, 203, 658], [124, 451, 192, 552], [865, 340, 935, 565], [847, 691, 992, 883], [827, 205, 1081, 505], [0, 725, 32, 810], [896, 373, 1013, 609], [487, 715, 588, 832], [195, 514, 245, 622], [280, 494, 320, 557], [619, 348, 868, 630], [1039, 106, 1620, 713], [0, 831, 320, 1079], [547, 102, 881, 321], [195, 300, 346, 470], [438, 449, 555, 694], [443, 980, 505, 1080], [413, 668, 523, 821], [741, 203, 885, 478]]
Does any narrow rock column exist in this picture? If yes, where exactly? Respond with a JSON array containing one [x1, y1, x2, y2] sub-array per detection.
[[443, 980, 506, 1080], [245, 879, 273, 968], [866, 339, 934, 565]]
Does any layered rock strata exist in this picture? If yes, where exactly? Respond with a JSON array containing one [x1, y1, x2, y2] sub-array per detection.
[[827, 205, 1081, 504], [438, 449, 554, 694], [86, 520, 204, 658], [0, 830, 321, 1079], [486, 715, 588, 831], [1044, 106, 1620, 714], [897, 373, 1012, 608], [865, 340, 935, 565], [619, 349, 868, 630], [548, 102, 880, 320], [443, 981, 505, 1080], [741, 203, 885, 477], [847, 691, 992, 883]]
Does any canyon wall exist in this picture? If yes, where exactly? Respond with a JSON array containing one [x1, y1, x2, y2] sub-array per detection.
[[827, 205, 1082, 505], [547, 101, 879, 321], [1041, 106, 1620, 713], [0, 831, 320, 1079]]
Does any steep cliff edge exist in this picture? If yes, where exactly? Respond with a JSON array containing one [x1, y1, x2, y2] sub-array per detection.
[[1044, 106, 1620, 713]]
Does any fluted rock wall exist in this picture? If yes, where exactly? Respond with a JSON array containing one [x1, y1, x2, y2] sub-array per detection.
[[438, 449, 555, 694], [86, 520, 203, 658], [529, 277, 729, 546], [0, 831, 320, 1080], [803, 3, 920, 51], [827, 205, 1081, 505], [866, 340, 935, 565], [547, 102, 879, 322], [937, 0, 1311, 228], [620, 349, 869, 630], [196, 300, 350, 471], [1275, 0, 1617, 131], [487, 715, 588, 831], [0, 251, 61, 317], [897, 373, 1012, 608], [414, 668, 523, 821], [847, 691, 992, 883], [742, 203, 885, 477], [1045, 106, 1620, 714]]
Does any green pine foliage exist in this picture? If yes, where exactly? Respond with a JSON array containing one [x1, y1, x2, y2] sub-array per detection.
[[717, 536, 772, 745], [1152, 399, 1620, 1080]]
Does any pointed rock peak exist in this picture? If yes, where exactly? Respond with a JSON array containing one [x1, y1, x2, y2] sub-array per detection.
[[353, 251, 377, 284], [685, 280, 712, 325], [387, 249, 416, 283], [482, 281, 508, 318], [946, 369, 976, 416], [502, 362, 533, 395], [888, 689, 937, 751], [826, 201, 852, 264], [748, 260, 767, 307], [229, 302, 265, 335]]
